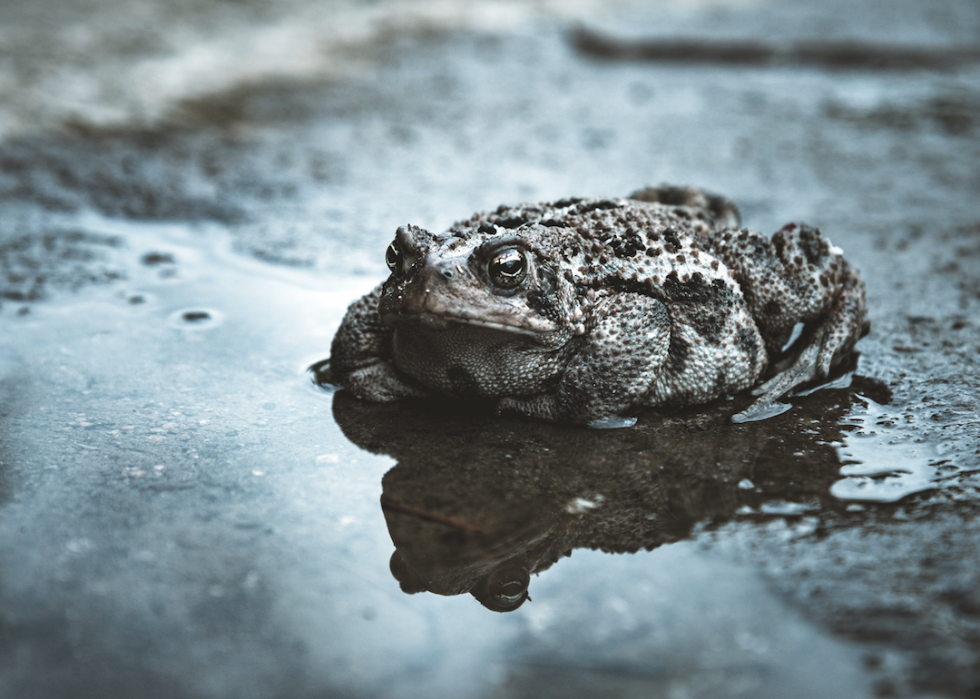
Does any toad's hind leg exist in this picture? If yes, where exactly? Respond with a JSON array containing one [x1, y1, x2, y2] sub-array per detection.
[[628, 185, 741, 230], [718, 223, 870, 423], [731, 269, 867, 423]]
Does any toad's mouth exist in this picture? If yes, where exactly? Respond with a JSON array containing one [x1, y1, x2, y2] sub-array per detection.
[[381, 309, 557, 337]]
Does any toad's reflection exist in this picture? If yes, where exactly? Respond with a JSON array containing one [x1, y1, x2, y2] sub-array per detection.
[[330, 371, 889, 612]]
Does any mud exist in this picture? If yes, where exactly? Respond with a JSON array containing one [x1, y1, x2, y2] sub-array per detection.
[[1, 0, 979, 697]]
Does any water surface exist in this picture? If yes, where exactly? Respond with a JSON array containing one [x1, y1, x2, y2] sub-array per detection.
[[2, 0, 980, 697]]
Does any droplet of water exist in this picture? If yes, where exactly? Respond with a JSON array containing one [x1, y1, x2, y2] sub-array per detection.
[[587, 415, 638, 429]]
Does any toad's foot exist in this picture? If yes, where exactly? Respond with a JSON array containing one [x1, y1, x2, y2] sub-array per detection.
[[732, 295, 868, 423], [341, 359, 429, 403], [731, 340, 821, 423]]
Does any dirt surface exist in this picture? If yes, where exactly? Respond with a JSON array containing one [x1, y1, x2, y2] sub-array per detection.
[[1, 1, 979, 697]]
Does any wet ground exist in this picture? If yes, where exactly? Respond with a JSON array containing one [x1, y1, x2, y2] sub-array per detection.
[[2, 0, 980, 697]]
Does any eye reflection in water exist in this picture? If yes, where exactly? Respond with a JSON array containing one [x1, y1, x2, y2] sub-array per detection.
[[325, 359, 890, 612]]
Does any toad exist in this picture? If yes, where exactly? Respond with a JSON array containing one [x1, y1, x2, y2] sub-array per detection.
[[327, 186, 868, 425]]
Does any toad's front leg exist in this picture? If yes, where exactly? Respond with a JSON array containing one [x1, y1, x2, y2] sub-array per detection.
[[329, 284, 429, 402], [498, 293, 670, 425]]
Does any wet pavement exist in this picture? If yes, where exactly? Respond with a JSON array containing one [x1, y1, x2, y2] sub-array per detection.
[[1, 0, 980, 697]]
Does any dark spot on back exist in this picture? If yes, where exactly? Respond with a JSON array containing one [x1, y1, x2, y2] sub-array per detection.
[[594, 275, 656, 298], [663, 272, 728, 305], [662, 273, 736, 343], [610, 229, 644, 258], [737, 325, 763, 360], [495, 216, 527, 229], [798, 225, 824, 264], [773, 233, 786, 257], [576, 199, 622, 214], [694, 311, 725, 344], [706, 194, 740, 226], [641, 186, 689, 206]]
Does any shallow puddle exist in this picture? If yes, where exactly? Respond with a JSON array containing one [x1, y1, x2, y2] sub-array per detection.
[[830, 395, 980, 503], [0, 217, 933, 698], [3, 0, 980, 694]]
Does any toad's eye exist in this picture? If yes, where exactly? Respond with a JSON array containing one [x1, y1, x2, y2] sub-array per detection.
[[488, 248, 527, 288], [385, 240, 404, 275], [487, 566, 530, 610]]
